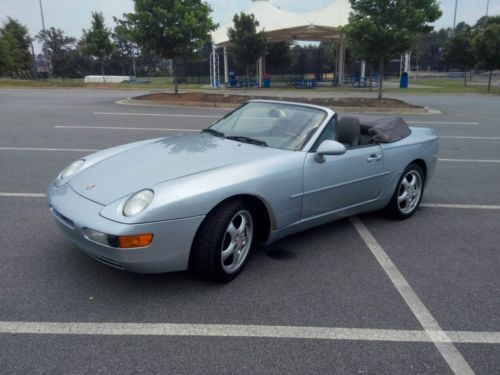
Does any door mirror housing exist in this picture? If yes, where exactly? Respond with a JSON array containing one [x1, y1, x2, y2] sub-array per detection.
[[315, 140, 346, 163]]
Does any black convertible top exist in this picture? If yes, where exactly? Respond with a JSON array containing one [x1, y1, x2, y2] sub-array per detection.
[[339, 114, 412, 143]]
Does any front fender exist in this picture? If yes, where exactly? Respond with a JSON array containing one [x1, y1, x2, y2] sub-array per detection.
[[99, 152, 306, 230]]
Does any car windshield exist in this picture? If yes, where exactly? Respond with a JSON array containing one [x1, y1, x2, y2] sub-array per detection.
[[208, 102, 327, 151]]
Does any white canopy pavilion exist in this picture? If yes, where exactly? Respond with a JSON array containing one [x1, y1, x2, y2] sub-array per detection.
[[210, 0, 355, 87]]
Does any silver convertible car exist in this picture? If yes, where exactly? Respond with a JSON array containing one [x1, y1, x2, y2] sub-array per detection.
[[48, 100, 438, 282]]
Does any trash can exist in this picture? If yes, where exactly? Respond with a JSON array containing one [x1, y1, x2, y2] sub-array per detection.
[[262, 73, 271, 88], [400, 72, 409, 89], [228, 71, 237, 88]]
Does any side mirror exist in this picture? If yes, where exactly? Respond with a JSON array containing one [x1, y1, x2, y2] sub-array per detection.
[[315, 140, 346, 163]]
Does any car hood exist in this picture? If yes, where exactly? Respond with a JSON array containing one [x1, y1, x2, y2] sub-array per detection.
[[70, 133, 288, 205]]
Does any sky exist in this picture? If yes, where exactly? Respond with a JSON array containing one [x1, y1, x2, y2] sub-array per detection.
[[1, 0, 498, 51]]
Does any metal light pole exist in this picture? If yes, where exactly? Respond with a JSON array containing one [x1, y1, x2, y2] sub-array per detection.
[[38, 0, 46, 30], [486, 0, 490, 16], [38, 0, 52, 79], [453, 0, 458, 29]]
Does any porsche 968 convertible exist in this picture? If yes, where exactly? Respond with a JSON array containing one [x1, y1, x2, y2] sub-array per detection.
[[48, 100, 438, 282]]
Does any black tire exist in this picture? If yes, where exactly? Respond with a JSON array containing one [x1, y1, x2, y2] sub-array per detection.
[[385, 163, 425, 220], [190, 200, 255, 282]]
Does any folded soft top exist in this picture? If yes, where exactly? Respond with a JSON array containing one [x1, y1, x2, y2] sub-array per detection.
[[339, 114, 412, 143]]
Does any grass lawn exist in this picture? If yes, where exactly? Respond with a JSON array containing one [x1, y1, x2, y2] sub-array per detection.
[[385, 78, 500, 94], [0, 78, 85, 88], [1, 76, 498, 95], [0, 77, 205, 90]]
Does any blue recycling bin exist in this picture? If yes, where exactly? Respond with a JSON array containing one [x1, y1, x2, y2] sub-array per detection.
[[228, 71, 237, 88], [400, 72, 409, 89], [262, 73, 271, 88]]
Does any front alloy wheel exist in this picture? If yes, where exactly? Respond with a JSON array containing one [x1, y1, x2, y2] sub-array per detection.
[[191, 200, 255, 282], [221, 210, 253, 274]]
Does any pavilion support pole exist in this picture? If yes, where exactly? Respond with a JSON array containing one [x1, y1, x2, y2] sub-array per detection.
[[262, 55, 266, 80], [337, 37, 345, 85], [404, 51, 411, 73], [361, 60, 366, 79], [400, 54, 403, 78], [258, 57, 264, 87], [336, 42, 340, 84], [256, 60, 259, 87], [223, 47, 229, 84]]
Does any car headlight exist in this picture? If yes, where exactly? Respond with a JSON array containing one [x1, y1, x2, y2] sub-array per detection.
[[123, 189, 154, 217], [56, 159, 85, 185]]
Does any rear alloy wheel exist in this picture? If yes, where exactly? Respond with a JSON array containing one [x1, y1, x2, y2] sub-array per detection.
[[191, 200, 254, 282], [386, 163, 424, 220]]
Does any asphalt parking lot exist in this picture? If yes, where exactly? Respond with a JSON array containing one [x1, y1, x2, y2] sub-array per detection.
[[0, 88, 499, 374]]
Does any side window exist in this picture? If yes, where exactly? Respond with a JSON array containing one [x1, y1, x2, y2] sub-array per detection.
[[311, 115, 337, 152]]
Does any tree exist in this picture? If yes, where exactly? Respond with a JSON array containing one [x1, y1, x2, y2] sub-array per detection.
[[344, 0, 442, 98], [0, 34, 14, 76], [119, 0, 216, 94], [443, 23, 475, 86], [0, 18, 32, 77], [36, 27, 76, 78], [319, 42, 337, 72], [81, 12, 114, 81], [473, 16, 500, 92], [413, 28, 450, 72], [113, 21, 138, 77], [228, 13, 267, 81], [266, 42, 292, 72]]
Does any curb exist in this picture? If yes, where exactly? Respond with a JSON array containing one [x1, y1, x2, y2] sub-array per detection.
[[116, 98, 441, 115], [115, 98, 237, 109]]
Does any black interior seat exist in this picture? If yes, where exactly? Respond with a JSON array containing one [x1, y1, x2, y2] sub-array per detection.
[[337, 116, 360, 148]]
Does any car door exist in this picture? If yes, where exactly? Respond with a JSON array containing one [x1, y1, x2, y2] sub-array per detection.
[[301, 144, 390, 219]]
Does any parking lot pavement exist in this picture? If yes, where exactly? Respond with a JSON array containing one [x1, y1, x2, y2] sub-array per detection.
[[438, 138, 500, 159], [1, 335, 452, 375], [0, 150, 89, 193], [0, 88, 499, 374], [0, 198, 420, 329], [424, 162, 500, 205], [361, 208, 500, 332], [457, 344, 500, 375]]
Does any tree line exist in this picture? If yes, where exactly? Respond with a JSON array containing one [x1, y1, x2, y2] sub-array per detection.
[[1, 0, 499, 95]]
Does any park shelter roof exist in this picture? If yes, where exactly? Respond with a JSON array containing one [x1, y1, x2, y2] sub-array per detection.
[[212, 0, 351, 47]]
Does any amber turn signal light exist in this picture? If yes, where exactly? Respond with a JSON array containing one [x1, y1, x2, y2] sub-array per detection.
[[117, 233, 153, 249]]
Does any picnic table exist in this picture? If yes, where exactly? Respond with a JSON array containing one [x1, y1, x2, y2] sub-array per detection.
[[225, 79, 258, 89], [291, 78, 317, 89], [352, 77, 379, 88]]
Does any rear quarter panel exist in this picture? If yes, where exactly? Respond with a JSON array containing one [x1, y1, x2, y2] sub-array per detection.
[[382, 126, 439, 185]]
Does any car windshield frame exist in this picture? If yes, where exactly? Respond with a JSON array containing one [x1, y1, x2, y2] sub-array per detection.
[[207, 101, 329, 151]]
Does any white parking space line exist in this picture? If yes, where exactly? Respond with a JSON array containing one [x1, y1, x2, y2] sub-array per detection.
[[422, 203, 500, 210], [439, 158, 500, 163], [407, 121, 479, 126], [94, 111, 220, 119], [0, 321, 499, 345], [0, 322, 427, 342], [54, 125, 199, 132], [0, 147, 98, 152], [447, 331, 500, 344], [440, 136, 500, 140], [0, 193, 46, 198], [350, 216, 474, 374]]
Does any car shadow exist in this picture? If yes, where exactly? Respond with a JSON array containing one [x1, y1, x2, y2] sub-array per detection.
[[59, 217, 356, 291]]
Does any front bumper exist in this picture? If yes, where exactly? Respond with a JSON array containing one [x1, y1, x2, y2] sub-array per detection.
[[48, 183, 205, 273]]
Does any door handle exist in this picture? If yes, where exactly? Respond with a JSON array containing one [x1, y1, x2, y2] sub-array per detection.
[[367, 154, 382, 162]]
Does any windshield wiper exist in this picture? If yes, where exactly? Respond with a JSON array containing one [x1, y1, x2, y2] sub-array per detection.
[[202, 128, 225, 137], [226, 136, 267, 146]]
